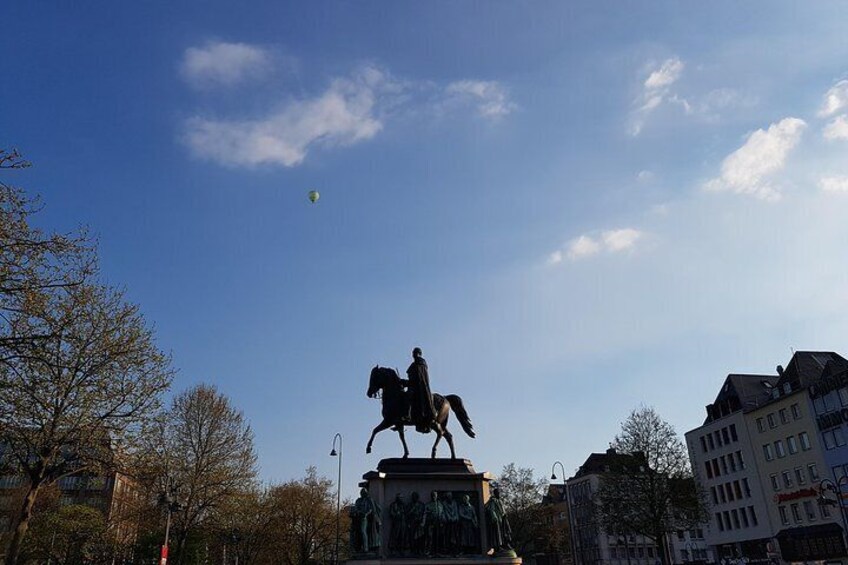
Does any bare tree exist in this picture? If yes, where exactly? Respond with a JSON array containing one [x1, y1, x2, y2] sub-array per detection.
[[151, 385, 258, 565], [496, 463, 550, 557], [1, 149, 95, 357], [0, 278, 173, 565], [595, 406, 708, 565]]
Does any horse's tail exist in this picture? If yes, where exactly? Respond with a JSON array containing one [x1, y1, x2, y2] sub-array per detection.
[[446, 394, 475, 438]]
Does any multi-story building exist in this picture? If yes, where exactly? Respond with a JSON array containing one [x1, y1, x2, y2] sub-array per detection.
[[567, 449, 663, 565], [688, 351, 848, 564], [686, 372, 778, 562]]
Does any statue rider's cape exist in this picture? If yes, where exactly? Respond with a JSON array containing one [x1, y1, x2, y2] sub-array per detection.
[[406, 356, 438, 433]]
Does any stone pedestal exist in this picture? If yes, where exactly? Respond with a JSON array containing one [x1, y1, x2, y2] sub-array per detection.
[[347, 458, 520, 564]]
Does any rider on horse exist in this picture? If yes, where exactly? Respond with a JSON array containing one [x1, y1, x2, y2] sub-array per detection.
[[406, 347, 437, 433]]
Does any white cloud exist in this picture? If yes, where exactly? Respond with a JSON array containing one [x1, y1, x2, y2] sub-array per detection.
[[644, 58, 685, 90], [184, 66, 394, 167], [818, 80, 848, 117], [703, 117, 806, 201], [444, 80, 516, 119], [637, 170, 655, 183], [555, 228, 644, 262], [547, 250, 564, 265], [566, 235, 602, 260], [629, 57, 685, 136], [602, 228, 643, 252], [820, 176, 848, 193], [181, 41, 271, 88], [823, 115, 848, 140]]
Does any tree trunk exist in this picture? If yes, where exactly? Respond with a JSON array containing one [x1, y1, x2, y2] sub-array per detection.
[[4, 480, 42, 565], [657, 532, 670, 565]]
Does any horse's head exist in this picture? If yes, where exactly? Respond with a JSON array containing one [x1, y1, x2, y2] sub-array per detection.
[[367, 365, 382, 398], [368, 365, 400, 398]]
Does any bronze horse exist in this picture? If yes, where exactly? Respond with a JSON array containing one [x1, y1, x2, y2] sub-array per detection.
[[367, 366, 475, 459]]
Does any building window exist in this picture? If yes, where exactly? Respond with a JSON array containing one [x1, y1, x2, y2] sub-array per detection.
[[711, 487, 718, 505], [782, 470, 793, 488], [715, 512, 724, 531], [770, 474, 780, 491], [728, 454, 737, 472], [795, 467, 806, 485], [720, 456, 728, 475], [740, 507, 750, 527], [719, 485, 727, 503], [787, 436, 798, 454], [731, 509, 741, 528], [730, 424, 738, 442], [835, 427, 847, 447], [700, 436, 708, 453], [840, 387, 848, 407], [822, 501, 832, 518], [734, 480, 742, 499], [780, 408, 788, 424], [791, 403, 801, 419], [824, 430, 837, 450], [757, 418, 765, 432], [705, 461, 713, 479], [742, 477, 751, 497], [715, 431, 723, 447], [775, 440, 786, 458], [768, 413, 777, 428], [712, 459, 721, 477], [749, 506, 759, 526], [737, 450, 745, 470], [708, 434, 715, 450], [808, 463, 819, 481], [723, 511, 732, 530], [779, 505, 789, 525], [722, 427, 731, 444], [726, 483, 735, 501], [791, 503, 802, 523], [764, 444, 775, 461], [800, 432, 812, 451], [804, 500, 816, 520]]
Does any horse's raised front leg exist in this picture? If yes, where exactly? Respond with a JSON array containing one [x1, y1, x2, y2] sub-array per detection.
[[397, 426, 410, 459], [366, 420, 393, 454]]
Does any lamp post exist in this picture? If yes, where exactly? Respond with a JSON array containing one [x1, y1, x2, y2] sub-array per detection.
[[330, 433, 343, 565], [818, 477, 848, 553], [158, 480, 182, 565], [551, 460, 566, 483]]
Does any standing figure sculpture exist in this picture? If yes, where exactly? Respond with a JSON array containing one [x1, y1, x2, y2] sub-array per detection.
[[388, 493, 408, 555], [407, 347, 437, 433], [457, 494, 479, 554], [441, 491, 459, 555], [407, 491, 426, 555], [422, 490, 444, 557], [485, 488, 513, 555], [350, 488, 382, 554]]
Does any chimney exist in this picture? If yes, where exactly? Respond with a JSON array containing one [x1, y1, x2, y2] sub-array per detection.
[[606, 447, 616, 455], [777, 365, 784, 376]]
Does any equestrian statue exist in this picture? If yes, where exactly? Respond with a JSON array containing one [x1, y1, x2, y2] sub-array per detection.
[[366, 347, 475, 459]]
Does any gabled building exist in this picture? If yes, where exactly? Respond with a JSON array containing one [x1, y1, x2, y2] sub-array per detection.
[[567, 449, 663, 565], [687, 351, 848, 564]]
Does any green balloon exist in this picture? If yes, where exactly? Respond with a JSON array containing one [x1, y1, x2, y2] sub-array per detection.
[[308, 190, 320, 203]]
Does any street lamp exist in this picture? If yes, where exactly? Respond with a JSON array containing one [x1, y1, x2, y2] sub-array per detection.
[[158, 480, 182, 565], [818, 477, 848, 551], [551, 460, 566, 482], [330, 433, 343, 565]]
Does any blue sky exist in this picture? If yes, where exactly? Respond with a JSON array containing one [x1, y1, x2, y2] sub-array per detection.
[[5, 1, 848, 498]]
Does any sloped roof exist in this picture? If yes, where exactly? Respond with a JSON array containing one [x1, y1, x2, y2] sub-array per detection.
[[704, 373, 778, 423], [776, 351, 848, 390], [572, 449, 647, 479]]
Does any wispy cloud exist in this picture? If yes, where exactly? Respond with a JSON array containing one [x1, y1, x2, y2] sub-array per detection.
[[823, 115, 848, 140], [703, 117, 806, 201], [820, 176, 848, 193], [629, 57, 685, 136], [444, 80, 516, 120], [551, 228, 644, 263], [818, 80, 848, 117], [184, 66, 394, 167], [181, 41, 272, 88]]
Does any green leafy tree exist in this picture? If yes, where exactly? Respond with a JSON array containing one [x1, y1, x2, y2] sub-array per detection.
[[23, 505, 109, 565], [595, 406, 708, 565]]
